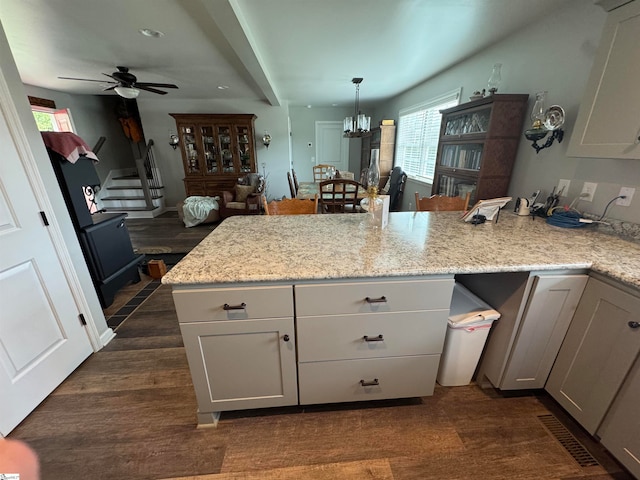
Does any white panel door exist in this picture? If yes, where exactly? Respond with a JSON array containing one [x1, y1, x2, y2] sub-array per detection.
[[0, 95, 92, 435], [316, 121, 349, 172]]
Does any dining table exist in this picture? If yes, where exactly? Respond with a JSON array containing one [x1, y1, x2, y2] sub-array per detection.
[[296, 181, 367, 200]]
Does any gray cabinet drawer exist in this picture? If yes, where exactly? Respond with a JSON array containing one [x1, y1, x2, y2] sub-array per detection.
[[295, 279, 454, 316], [173, 285, 293, 323], [298, 355, 440, 405], [296, 310, 448, 362]]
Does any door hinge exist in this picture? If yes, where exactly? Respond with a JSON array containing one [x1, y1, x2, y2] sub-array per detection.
[[39, 211, 50, 226], [79, 313, 87, 326]]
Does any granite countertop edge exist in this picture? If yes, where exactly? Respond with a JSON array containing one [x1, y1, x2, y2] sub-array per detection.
[[162, 212, 640, 290]]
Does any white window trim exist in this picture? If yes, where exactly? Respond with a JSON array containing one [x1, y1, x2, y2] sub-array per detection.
[[396, 88, 461, 185], [31, 106, 77, 133]]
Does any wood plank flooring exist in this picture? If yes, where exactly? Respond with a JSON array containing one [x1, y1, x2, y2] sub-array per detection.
[[6, 214, 634, 480], [125, 211, 218, 254]]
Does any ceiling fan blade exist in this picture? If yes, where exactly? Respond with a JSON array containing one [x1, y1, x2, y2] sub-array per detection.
[[102, 73, 121, 82], [136, 85, 168, 95], [136, 82, 179, 89], [102, 85, 117, 91], [58, 76, 117, 84]]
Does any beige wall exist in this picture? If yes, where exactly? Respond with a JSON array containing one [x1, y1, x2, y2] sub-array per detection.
[[289, 106, 361, 184], [375, 0, 640, 223]]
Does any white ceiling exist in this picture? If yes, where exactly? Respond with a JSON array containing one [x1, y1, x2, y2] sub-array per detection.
[[1, 0, 568, 107]]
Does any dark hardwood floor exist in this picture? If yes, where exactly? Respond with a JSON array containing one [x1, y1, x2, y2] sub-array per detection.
[[125, 211, 218, 254], [6, 213, 633, 480]]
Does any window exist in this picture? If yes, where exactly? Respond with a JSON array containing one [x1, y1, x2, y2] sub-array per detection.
[[31, 106, 75, 133], [395, 88, 461, 183]]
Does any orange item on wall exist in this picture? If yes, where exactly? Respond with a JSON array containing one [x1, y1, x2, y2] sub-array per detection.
[[118, 117, 143, 143]]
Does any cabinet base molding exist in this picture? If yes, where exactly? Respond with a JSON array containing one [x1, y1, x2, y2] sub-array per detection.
[[196, 410, 221, 428]]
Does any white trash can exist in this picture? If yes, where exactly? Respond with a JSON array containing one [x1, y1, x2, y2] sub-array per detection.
[[437, 283, 501, 386]]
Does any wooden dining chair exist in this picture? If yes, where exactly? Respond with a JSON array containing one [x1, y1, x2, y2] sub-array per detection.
[[415, 192, 471, 212], [287, 171, 296, 198], [318, 179, 362, 213], [263, 195, 318, 215], [313, 164, 333, 182], [291, 168, 300, 192]]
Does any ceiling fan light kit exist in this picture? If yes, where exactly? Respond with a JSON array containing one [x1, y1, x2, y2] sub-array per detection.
[[58, 66, 178, 97], [344, 77, 371, 138], [114, 86, 140, 99]]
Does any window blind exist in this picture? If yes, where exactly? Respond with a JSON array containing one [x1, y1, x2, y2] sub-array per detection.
[[395, 88, 461, 183]]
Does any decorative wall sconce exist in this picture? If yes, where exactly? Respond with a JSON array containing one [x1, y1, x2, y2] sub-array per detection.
[[169, 134, 179, 150], [524, 91, 565, 154], [262, 131, 272, 148]]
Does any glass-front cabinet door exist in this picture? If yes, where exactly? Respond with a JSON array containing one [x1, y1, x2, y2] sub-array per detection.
[[235, 124, 253, 173], [200, 125, 218, 174], [216, 125, 234, 173], [437, 174, 477, 204], [179, 124, 200, 174], [439, 143, 483, 171], [443, 106, 491, 137]]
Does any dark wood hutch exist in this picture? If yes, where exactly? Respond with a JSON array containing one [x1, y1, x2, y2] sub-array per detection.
[[432, 94, 528, 205], [170, 113, 257, 198]]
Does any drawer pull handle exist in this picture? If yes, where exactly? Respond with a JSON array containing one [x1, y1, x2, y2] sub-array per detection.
[[365, 296, 387, 304], [360, 378, 379, 387], [629, 321, 640, 329], [363, 334, 384, 342], [283, 334, 290, 342], [223, 302, 246, 311]]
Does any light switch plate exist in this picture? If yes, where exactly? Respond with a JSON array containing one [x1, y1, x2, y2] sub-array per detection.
[[581, 182, 597, 202], [616, 187, 635, 206]]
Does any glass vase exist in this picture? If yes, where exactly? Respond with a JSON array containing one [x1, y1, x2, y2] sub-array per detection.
[[487, 63, 502, 94], [530, 91, 547, 129], [367, 150, 381, 191]]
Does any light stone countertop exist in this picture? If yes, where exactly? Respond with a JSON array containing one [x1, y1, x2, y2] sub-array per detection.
[[162, 212, 640, 290]]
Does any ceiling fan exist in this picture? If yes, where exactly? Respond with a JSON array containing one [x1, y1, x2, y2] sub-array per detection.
[[58, 66, 178, 98]]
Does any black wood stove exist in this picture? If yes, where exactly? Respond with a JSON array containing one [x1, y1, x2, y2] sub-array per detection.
[[45, 137, 144, 308]]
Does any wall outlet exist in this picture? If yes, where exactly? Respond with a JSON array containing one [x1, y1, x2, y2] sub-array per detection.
[[616, 187, 635, 206], [557, 179, 571, 196], [581, 182, 597, 202]]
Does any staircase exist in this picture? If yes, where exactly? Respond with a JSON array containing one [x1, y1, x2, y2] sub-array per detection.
[[97, 140, 167, 218]]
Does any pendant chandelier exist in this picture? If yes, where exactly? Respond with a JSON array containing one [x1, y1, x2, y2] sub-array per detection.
[[343, 77, 371, 138]]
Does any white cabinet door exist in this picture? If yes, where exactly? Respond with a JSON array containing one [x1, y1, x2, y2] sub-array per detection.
[[180, 318, 298, 412], [546, 278, 640, 434], [499, 275, 587, 389], [598, 357, 640, 478], [567, 1, 640, 159]]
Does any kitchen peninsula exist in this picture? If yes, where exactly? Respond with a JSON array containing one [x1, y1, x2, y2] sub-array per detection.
[[162, 212, 640, 429]]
